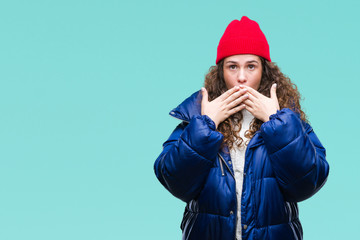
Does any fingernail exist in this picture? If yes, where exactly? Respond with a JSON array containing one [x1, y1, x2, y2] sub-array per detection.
[[201, 87, 205, 91], [273, 83, 277, 88]]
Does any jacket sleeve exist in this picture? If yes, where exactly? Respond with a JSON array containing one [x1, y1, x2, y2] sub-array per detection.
[[260, 108, 330, 202], [154, 115, 224, 202]]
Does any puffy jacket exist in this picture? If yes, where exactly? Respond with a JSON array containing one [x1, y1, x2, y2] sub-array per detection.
[[154, 90, 329, 240]]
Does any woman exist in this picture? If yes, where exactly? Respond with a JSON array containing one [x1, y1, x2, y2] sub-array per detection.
[[154, 16, 329, 240]]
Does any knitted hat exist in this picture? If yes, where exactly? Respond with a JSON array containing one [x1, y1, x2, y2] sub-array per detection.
[[216, 16, 271, 64]]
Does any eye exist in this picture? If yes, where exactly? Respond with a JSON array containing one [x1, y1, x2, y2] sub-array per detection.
[[248, 64, 255, 70], [229, 65, 237, 70]]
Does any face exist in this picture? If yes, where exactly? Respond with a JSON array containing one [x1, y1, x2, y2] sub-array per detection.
[[223, 54, 262, 90]]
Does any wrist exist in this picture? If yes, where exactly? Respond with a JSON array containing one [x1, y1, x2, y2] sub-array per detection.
[[263, 116, 270, 122], [203, 114, 219, 129], [200, 114, 219, 131], [264, 109, 278, 122], [214, 120, 219, 129]]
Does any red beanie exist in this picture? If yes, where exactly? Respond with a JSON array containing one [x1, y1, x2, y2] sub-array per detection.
[[216, 16, 271, 64]]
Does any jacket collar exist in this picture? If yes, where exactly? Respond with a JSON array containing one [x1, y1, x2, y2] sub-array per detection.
[[169, 90, 264, 149], [169, 90, 202, 123]]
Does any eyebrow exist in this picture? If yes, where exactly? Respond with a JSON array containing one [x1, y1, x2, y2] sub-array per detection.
[[225, 60, 259, 64]]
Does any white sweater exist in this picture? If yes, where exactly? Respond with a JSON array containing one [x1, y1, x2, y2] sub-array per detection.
[[230, 109, 254, 240]]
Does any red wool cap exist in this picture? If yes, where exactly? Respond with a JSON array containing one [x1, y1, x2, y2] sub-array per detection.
[[216, 16, 271, 64]]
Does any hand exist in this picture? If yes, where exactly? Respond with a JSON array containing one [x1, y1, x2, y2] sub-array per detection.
[[201, 86, 249, 128], [242, 83, 280, 122]]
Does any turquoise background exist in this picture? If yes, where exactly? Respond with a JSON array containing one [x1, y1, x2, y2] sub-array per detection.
[[0, 0, 359, 239]]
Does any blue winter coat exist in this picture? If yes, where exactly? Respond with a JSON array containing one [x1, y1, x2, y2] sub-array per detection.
[[154, 90, 329, 240]]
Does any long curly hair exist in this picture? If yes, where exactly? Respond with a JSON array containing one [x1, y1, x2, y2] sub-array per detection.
[[204, 57, 308, 149]]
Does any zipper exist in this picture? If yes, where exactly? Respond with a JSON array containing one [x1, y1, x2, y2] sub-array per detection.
[[217, 153, 235, 179], [217, 153, 237, 240], [218, 156, 225, 176]]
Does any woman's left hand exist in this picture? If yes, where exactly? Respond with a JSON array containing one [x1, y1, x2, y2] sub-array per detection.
[[241, 83, 280, 122]]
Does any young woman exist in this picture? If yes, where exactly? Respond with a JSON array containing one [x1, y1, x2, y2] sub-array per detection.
[[154, 16, 329, 240]]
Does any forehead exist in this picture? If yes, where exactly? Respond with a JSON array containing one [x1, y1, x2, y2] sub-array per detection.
[[224, 54, 261, 63]]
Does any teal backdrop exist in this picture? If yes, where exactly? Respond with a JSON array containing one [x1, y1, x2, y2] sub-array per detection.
[[0, 0, 359, 239]]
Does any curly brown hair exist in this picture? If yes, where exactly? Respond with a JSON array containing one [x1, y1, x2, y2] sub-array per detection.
[[204, 57, 308, 149]]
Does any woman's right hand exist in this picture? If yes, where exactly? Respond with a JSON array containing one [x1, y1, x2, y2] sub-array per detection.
[[201, 86, 249, 129]]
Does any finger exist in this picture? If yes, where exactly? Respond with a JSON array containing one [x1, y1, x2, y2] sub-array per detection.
[[244, 104, 256, 115], [243, 98, 255, 107], [244, 104, 255, 114], [218, 86, 240, 101], [227, 92, 249, 109], [246, 92, 257, 101], [228, 104, 246, 116], [224, 88, 247, 105], [270, 83, 277, 100], [201, 87, 209, 104], [242, 85, 261, 98]]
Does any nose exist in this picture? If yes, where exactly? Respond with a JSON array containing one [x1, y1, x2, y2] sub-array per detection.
[[237, 68, 246, 84]]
